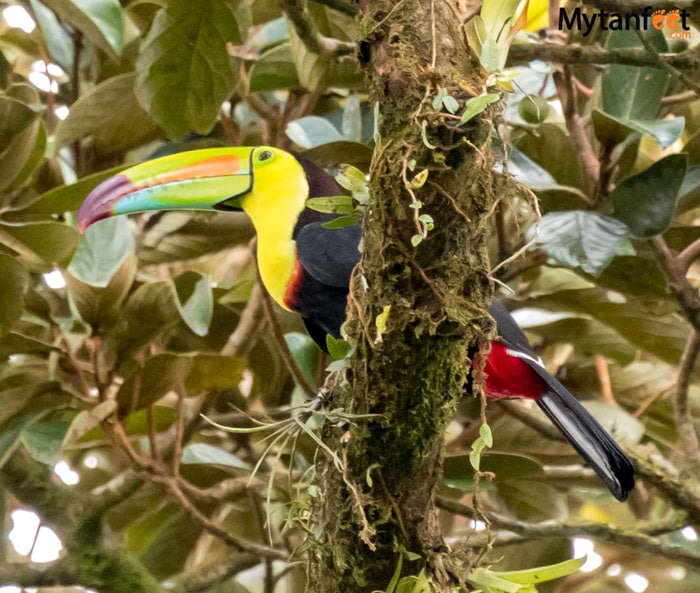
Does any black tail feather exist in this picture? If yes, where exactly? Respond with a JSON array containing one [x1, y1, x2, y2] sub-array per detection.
[[536, 384, 635, 501]]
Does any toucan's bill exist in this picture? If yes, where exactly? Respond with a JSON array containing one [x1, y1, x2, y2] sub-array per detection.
[[77, 147, 264, 232]]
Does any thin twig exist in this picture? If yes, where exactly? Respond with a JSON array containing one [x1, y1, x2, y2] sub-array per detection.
[[674, 330, 700, 473]]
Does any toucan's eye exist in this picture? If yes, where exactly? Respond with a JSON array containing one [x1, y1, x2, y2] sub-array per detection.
[[258, 150, 273, 162]]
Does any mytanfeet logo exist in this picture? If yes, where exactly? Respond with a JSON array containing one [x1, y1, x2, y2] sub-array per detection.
[[559, 6, 692, 39]]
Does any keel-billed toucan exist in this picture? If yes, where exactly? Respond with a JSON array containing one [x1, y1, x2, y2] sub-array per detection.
[[78, 146, 635, 501]]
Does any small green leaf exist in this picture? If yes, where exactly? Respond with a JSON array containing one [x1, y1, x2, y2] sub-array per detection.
[[479, 422, 493, 447], [411, 234, 423, 247], [321, 213, 362, 229], [411, 170, 429, 189], [181, 443, 251, 469], [420, 120, 436, 149], [612, 153, 688, 238], [306, 196, 355, 214], [490, 556, 587, 584], [460, 92, 500, 124], [326, 335, 351, 360], [375, 305, 391, 339], [442, 94, 459, 114]]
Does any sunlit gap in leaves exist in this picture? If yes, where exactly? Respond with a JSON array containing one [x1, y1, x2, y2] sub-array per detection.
[[624, 572, 650, 593], [43, 269, 66, 289], [54, 460, 80, 485], [8, 509, 63, 562], [682, 525, 698, 541], [573, 538, 602, 573], [2, 5, 35, 33], [28, 61, 64, 94]]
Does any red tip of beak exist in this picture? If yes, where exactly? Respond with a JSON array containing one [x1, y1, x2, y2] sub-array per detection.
[[78, 174, 136, 233]]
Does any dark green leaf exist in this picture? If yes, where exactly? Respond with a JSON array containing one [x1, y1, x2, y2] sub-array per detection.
[[55, 73, 160, 154], [0, 254, 29, 336], [592, 109, 685, 149], [41, 0, 124, 61], [66, 254, 137, 328], [513, 124, 582, 189], [0, 95, 38, 150], [62, 400, 118, 447], [285, 332, 320, 391], [602, 29, 669, 120], [302, 141, 373, 170], [20, 164, 131, 217], [21, 420, 71, 464], [0, 222, 80, 271], [135, 0, 245, 138], [117, 353, 192, 413], [612, 154, 688, 237], [306, 196, 355, 214], [532, 211, 633, 275], [249, 42, 299, 92], [185, 354, 246, 393], [676, 165, 700, 213]]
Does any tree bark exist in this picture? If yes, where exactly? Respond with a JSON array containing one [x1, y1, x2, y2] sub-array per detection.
[[307, 1, 495, 591]]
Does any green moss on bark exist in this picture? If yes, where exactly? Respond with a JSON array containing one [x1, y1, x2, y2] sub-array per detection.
[[307, 1, 496, 591]]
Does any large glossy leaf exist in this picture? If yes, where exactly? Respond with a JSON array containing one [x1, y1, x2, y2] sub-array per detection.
[[513, 124, 583, 189], [138, 213, 254, 264], [173, 271, 213, 337], [286, 116, 343, 149], [0, 254, 29, 336], [0, 222, 79, 271], [531, 211, 633, 275], [249, 42, 299, 92], [116, 353, 192, 412], [69, 216, 134, 287], [66, 254, 137, 329], [0, 92, 46, 195], [41, 0, 124, 61], [591, 109, 685, 149], [20, 164, 131, 217], [29, 0, 75, 69], [602, 29, 669, 120], [21, 420, 71, 464], [612, 153, 688, 237], [55, 73, 160, 154], [135, 0, 246, 138], [0, 95, 38, 149]]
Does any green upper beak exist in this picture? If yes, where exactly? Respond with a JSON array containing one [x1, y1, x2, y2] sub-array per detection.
[[78, 147, 256, 233]]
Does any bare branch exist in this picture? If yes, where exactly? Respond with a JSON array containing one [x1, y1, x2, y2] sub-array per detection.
[[436, 496, 700, 568], [507, 43, 699, 70], [674, 330, 700, 473], [280, 0, 356, 56]]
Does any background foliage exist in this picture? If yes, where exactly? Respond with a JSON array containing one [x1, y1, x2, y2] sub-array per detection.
[[0, 0, 700, 592]]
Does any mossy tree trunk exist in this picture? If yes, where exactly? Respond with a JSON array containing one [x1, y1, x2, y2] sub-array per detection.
[[308, 1, 495, 591]]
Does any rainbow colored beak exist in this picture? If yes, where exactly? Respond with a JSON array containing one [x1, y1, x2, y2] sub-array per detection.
[[78, 147, 256, 233]]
